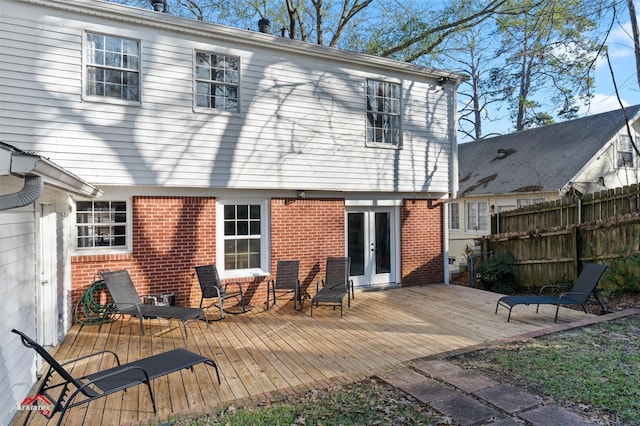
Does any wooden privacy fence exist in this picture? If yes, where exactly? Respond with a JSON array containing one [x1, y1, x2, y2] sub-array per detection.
[[493, 185, 640, 234], [479, 207, 640, 290]]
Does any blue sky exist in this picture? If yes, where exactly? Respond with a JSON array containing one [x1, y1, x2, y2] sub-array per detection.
[[469, 8, 639, 142]]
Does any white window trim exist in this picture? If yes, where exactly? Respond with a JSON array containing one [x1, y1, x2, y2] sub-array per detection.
[[215, 199, 270, 279], [72, 198, 133, 255], [616, 135, 637, 169], [82, 31, 142, 105], [448, 202, 460, 231], [192, 49, 242, 115], [365, 79, 403, 148], [465, 200, 488, 233]]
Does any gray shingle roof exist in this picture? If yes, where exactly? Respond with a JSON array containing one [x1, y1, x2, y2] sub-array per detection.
[[458, 105, 640, 196]]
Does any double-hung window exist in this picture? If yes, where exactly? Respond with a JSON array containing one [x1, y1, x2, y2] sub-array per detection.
[[448, 202, 460, 231], [366, 79, 401, 147], [217, 200, 269, 277], [466, 201, 488, 232], [195, 52, 240, 112], [617, 135, 637, 168], [85, 33, 140, 101], [76, 200, 129, 250]]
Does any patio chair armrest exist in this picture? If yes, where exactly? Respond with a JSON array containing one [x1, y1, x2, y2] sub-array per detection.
[[60, 349, 121, 369], [558, 290, 591, 299], [539, 285, 562, 295]]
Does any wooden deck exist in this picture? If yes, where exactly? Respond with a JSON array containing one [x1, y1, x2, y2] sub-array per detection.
[[15, 284, 595, 426]]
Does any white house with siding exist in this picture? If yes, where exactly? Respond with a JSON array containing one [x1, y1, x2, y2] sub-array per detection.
[[450, 105, 640, 271], [1, 0, 463, 422]]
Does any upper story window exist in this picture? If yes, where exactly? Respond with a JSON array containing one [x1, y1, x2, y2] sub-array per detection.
[[466, 201, 488, 232], [617, 135, 637, 168], [195, 52, 240, 112], [85, 33, 140, 101], [366, 80, 401, 147], [76, 200, 128, 250], [449, 202, 460, 231], [217, 200, 269, 278]]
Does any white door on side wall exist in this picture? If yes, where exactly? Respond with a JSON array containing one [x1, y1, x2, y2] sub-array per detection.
[[346, 207, 398, 288], [37, 204, 58, 347]]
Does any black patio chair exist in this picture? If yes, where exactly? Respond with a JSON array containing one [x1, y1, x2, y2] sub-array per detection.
[[267, 260, 302, 311], [311, 257, 354, 317], [100, 269, 207, 338], [495, 263, 608, 322], [12, 328, 220, 426], [194, 264, 246, 319]]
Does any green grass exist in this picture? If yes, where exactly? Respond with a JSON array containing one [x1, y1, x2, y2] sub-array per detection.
[[166, 378, 439, 425], [451, 315, 640, 424]]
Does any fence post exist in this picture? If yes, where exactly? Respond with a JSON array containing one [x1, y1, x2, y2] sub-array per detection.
[[572, 226, 580, 278]]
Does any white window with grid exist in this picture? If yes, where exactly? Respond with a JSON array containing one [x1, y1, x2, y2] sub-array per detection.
[[617, 135, 637, 168], [366, 79, 401, 147], [217, 200, 269, 278], [449, 202, 460, 231], [75, 200, 130, 250], [195, 52, 240, 112], [466, 201, 488, 232], [85, 33, 140, 102]]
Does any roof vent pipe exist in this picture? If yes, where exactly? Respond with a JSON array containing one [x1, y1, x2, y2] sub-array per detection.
[[150, 0, 168, 13], [0, 175, 43, 211], [258, 18, 271, 33]]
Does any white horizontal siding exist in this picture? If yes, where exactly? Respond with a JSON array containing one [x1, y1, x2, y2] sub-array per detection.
[[0, 196, 38, 426], [0, 0, 456, 194]]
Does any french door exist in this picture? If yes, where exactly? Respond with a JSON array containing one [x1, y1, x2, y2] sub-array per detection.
[[346, 207, 397, 288]]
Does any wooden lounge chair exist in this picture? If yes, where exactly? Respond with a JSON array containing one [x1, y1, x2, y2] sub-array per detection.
[[495, 263, 608, 322], [311, 257, 354, 317], [267, 260, 302, 311], [100, 269, 207, 338], [12, 329, 220, 426], [194, 264, 246, 319]]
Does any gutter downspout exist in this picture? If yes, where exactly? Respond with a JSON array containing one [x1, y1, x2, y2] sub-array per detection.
[[0, 174, 43, 211]]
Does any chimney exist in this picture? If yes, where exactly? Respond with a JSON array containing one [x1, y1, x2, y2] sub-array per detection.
[[151, 0, 169, 13], [258, 18, 271, 34]]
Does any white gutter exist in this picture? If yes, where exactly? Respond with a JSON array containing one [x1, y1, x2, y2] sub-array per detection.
[[0, 143, 102, 211]]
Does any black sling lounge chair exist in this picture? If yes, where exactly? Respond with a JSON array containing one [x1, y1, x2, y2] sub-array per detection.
[[100, 269, 207, 338], [12, 329, 220, 426], [195, 264, 246, 319], [495, 263, 608, 322], [311, 257, 354, 317], [267, 260, 302, 311]]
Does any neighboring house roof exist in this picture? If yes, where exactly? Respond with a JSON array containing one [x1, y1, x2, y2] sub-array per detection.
[[458, 105, 640, 197]]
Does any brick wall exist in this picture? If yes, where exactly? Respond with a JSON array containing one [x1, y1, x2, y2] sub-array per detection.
[[270, 197, 346, 300], [400, 199, 444, 286], [71, 196, 347, 315], [71, 195, 443, 320], [71, 196, 218, 310]]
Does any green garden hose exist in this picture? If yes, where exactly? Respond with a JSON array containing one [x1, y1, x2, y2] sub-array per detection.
[[73, 280, 118, 325]]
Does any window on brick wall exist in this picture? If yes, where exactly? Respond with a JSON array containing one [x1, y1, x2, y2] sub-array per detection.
[[217, 200, 269, 278], [75, 200, 130, 250]]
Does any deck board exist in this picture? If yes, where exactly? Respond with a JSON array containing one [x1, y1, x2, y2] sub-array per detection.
[[14, 284, 596, 426]]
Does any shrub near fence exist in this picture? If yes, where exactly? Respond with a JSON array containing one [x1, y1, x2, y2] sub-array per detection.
[[480, 185, 640, 292]]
